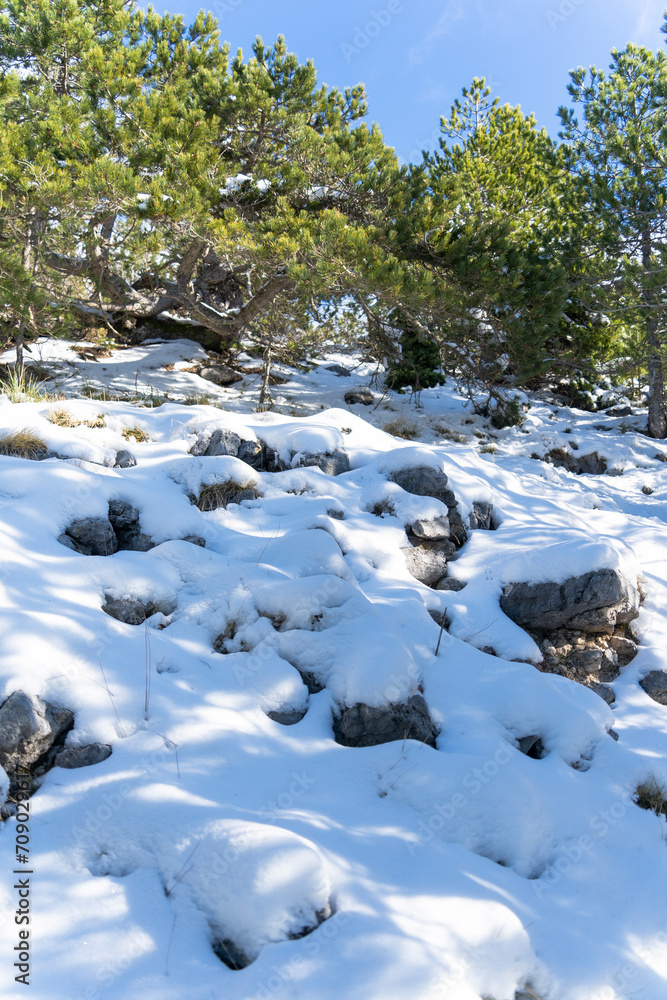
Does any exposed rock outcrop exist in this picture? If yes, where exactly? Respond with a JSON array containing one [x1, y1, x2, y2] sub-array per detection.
[[333, 694, 438, 748], [500, 569, 640, 636]]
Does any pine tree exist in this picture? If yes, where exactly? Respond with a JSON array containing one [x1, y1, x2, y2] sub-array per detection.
[[0, 1, 398, 355], [559, 42, 667, 438], [382, 79, 597, 402]]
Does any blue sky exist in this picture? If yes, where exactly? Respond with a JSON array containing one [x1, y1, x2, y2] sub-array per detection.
[[149, 0, 667, 161]]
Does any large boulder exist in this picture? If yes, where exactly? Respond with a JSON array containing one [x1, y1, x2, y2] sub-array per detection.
[[500, 569, 640, 635], [333, 694, 438, 748], [392, 466, 467, 547], [0, 691, 73, 777]]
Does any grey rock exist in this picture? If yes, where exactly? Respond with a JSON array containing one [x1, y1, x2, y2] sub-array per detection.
[[571, 647, 603, 673], [609, 634, 638, 666], [260, 445, 290, 472], [326, 508, 344, 520], [294, 450, 350, 476], [344, 388, 374, 405], [212, 937, 252, 970], [333, 694, 438, 748], [0, 691, 73, 775], [102, 596, 159, 625], [607, 728, 620, 741], [61, 516, 117, 556], [642, 485, 654, 495], [237, 439, 263, 466], [500, 569, 640, 635], [392, 467, 468, 547], [516, 735, 546, 759], [403, 541, 453, 586], [590, 683, 616, 705], [545, 448, 608, 476], [325, 364, 351, 376], [52, 743, 112, 769], [469, 500, 494, 530], [435, 578, 467, 592], [200, 365, 242, 386], [182, 534, 206, 547], [191, 428, 242, 457], [606, 405, 632, 417], [298, 670, 325, 695], [108, 500, 155, 552], [639, 670, 667, 705], [408, 515, 450, 541], [114, 450, 137, 468], [266, 707, 308, 726]]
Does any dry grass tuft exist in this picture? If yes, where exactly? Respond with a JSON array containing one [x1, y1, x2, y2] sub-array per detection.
[[48, 408, 81, 427], [382, 416, 420, 440], [84, 413, 106, 429], [0, 429, 48, 460], [197, 480, 260, 512], [122, 426, 148, 442], [635, 776, 667, 817]]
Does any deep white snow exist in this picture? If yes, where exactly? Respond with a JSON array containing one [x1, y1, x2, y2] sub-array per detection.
[[0, 338, 666, 1000]]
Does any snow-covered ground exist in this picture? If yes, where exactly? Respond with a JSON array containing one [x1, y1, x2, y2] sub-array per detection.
[[1, 338, 667, 1000]]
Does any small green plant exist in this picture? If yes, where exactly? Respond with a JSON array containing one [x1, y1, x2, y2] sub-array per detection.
[[635, 776, 667, 817], [0, 429, 48, 460], [197, 480, 260, 511]]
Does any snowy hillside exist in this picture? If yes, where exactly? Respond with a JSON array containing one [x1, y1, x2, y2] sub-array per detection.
[[1, 339, 667, 1000]]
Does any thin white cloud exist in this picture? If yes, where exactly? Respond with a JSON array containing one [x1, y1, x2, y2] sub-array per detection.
[[630, 0, 666, 45], [408, 0, 467, 66]]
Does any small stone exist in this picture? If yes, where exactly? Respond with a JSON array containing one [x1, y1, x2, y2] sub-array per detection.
[[435, 578, 467, 592], [114, 450, 137, 468], [294, 450, 350, 476], [642, 485, 654, 495], [469, 500, 493, 530], [266, 708, 308, 726], [606, 405, 632, 417], [639, 670, 667, 705], [590, 683, 615, 705], [572, 647, 603, 673], [102, 596, 156, 625], [326, 508, 344, 520], [408, 515, 450, 541], [191, 428, 242, 457], [61, 517, 117, 556], [325, 364, 351, 376], [182, 534, 206, 547], [344, 388, 374, 405], [516, 735, 546, 759], [0, 692, 74, 776], [609, 634, 638, 666], [200, 365, 243, 386], [333, 695, 438, 748], [403, 542, 453, 586], [654, 452, 667, 462], [52, 743, 112, 769]]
